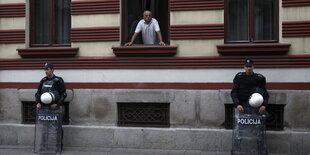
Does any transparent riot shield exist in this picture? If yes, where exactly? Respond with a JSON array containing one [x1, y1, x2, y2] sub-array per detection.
[[231, 108, 267, 155], [34, 106, 63, 154]]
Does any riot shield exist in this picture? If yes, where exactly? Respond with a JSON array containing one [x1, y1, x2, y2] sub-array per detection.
[[34, 106, 63, 154], [231, 108, 267, 155]]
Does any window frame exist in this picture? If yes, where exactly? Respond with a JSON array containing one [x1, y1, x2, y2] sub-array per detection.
[[224, 0, 279, 44], [29, 0, 71, 47], [120, 0, 170, 46]]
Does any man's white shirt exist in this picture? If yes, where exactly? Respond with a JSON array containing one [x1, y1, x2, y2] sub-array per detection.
[[135, 18, 160, 44]]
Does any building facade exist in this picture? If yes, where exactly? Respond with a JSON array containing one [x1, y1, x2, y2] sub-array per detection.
[[0, 0, 310, 154]]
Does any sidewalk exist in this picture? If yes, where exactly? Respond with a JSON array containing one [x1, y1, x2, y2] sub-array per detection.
[[0, 145, 230, 155]]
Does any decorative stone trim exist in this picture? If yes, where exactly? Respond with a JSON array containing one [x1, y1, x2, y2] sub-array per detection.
[[112, 45, 177, 57], [17, 47, 79, 58], [217, 43, 291, 56]]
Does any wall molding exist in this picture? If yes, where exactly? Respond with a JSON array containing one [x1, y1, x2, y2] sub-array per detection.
[[282, 0, 310, 7], [217, 43, 291, 56], [0, 82, 309, 90], [170, 24, 224, 40], [17, 47, 79, 58], [112, 45, 177, 57], [282, 21, 310, 37], [0, 3, 25, 18], [72, 27, 120, 42], [170, 0, 224, 11], [71, 0, 120, 15], [0, 27, 119, 44], [0, 29, 25, 43], [1, 55, 310, 70]]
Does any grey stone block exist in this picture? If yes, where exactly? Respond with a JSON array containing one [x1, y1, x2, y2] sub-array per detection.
[[0, 89, 21, 123], [69, 89, 93, 124], [113, 127, 144, 148], [285, 91, 310, 129], [115, 90, 171, 103], [170, 91, 197, 126], [199, 90, 225, 127], [143, 129, 175, 149], [63, 126, 114, 147], [0, 125, 18, 145], [266, 131, 290, 154], [92, 90, 116, 125]]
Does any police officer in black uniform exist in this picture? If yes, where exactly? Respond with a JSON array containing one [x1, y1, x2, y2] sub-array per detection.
[[35, 63, 67, 153], [231, 59, 269, 114], [35, 63, 67, 110]]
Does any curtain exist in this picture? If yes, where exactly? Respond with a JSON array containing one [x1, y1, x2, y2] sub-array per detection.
[[227, 0, 249, 42], [55, 0, 71, 45], [34, 0, 50, 45], [254, 0, 275, 41]]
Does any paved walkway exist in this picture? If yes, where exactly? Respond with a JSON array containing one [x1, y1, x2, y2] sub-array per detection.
[[0, 145, 230, 155]]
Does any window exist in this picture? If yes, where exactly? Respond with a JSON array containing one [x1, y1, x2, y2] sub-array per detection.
[[121, 0, 169, 45], [225, 0, 278, 43], [30, 0, 71, 47], [117, 102, 170, 127]]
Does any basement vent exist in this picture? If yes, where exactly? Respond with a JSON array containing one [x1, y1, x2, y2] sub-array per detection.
[[225, 104, 284, 130], [22, 102, 70, 125], [117, 103, 170, 127]]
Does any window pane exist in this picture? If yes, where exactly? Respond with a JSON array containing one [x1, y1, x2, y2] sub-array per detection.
[[34, 0, 50, 44], [55, 0, 71, 45], [254, 0, 275, 41], [227, 0, 249, 42]]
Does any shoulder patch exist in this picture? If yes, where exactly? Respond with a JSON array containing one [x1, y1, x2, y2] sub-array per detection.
[[236, 72, 246, 78], [254, 73, 266, 81]]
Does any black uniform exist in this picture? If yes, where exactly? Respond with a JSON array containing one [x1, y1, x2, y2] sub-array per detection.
[[35, 75, 67, 106], [231, 72, 269, 110], [34, 74, 66, 153]]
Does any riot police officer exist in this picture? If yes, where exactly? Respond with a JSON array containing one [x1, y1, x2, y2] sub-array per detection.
[[34, 63, 66, 153], [231, 59, 269, 114], [35, 63, 67, 109]]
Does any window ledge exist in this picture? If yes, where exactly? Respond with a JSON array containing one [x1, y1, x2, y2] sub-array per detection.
[[112, 45, 177, 57], [217, 43, 291, 56], [17, 47, 79, 58]]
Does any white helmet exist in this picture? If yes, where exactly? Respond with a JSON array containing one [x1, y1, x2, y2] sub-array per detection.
[[40, 92, 55, 104], [249, 93, 264, 108]]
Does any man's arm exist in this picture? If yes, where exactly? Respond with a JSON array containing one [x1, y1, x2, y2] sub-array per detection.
[[125, 32, 139, 46], [156, 31, 165, 46], [56, 78, 67, 106], [35, 79, 43, 109], [231, 75, 240, 107], [231, 74, 244, 113]]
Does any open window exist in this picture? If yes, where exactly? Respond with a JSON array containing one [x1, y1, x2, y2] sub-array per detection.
[[121, 0, 169, 45], [113, 0, 176, 57]]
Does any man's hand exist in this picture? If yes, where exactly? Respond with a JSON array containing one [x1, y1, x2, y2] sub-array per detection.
[[36, 103, 41, 109], [259, 105, 266, 114], [237, 105, 244, 113], [51, 104, 57, 110], [159, 41, 166, 46], [124, 42, 133, 46]]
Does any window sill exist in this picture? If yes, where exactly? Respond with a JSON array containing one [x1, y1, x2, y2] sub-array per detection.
[[217, 43, 291, 56], [112, 45, 177, 57], [17, 47, 79, 58]]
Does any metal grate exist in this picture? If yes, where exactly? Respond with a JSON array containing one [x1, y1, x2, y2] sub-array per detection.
[[117, 103, 170, 127], [22, 102, 69, 125], [225, 104, 284, 130]]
